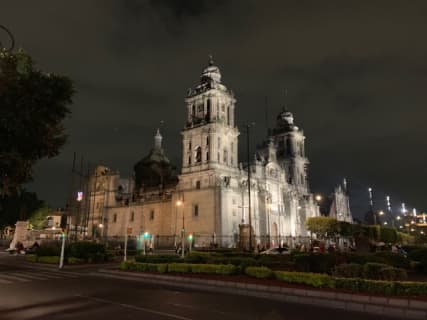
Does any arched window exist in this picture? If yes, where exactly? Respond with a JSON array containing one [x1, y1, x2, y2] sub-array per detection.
[[195, 146, 202, 163], [206, 151, 210, 161], [286, 138, 293, 156], [191, 104, 195, 117], [206, 99, 211, 120], [223, 149, 228, 164], [227, 106, 230, 125], [113, 213, 117, 223]]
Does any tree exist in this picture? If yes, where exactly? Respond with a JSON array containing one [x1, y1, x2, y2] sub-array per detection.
[[305, 217, 338, 239], [28, 206, 50, 230], [0, 190, 44, 228], [0, 49, 74, 196]]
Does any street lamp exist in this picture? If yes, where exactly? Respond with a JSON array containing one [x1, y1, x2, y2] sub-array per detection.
[[245, 123, 255, 251], [315, 195, 322, 202], [180, 201, 185, 258], [174, 200, 182, 249], [266, 201, 272, 247]]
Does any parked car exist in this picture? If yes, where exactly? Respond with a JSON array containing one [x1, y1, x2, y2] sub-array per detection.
[[260, 247, 290, 255]]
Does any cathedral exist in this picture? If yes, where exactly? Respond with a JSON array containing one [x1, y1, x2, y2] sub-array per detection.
[[83, 57, 325, 248]]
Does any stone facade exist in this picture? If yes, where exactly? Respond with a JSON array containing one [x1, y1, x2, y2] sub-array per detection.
[[328, 179, 353, 223], [85, 57, 325, 247]]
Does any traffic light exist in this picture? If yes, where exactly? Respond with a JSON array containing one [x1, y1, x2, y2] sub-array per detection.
[[187, 234, 193, 241], [60, 232, 66, 240], [143, 232, 150, 239]]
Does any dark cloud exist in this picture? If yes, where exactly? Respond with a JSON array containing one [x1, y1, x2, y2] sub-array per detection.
[[1, 0, 426, 218]]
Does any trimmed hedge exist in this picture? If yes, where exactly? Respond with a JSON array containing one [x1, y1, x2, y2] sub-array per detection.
[[245, 266, 273, 279], [37, 242, 62, 257], [333, 263, 363, 278], [363, 263, 390, 279], [362, 263, 406, 280], [69, 241, 106, 262], [118, 261, 427, 296], [168, 263, 192, 273], [379, 266, 407, 281], [274, 271, 335, 288], [135, 255, 181, 264], [120, 261, 168, 273], [191, 264, 237, 275]]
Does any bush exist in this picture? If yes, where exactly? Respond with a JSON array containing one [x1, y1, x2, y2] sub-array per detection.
[[191, 264, 237, 275], [274, 271, 335, 288], [67, 257, 85, 265], [135, 255, 181, 264], [119, 261, 167, 273], [394, 281, 427, 296], [374, 252, 410, 269], [379, 267, 407, 281], [168, 263, 191, 273], [408, 248, 427, 273], [37, 242, 62, 257], [333, 263, 363, 278], [293, 253, 337, 273], [245, 266, 273, 279], [363, 262, 389, 279], [37, 256, 60, 264], [69, 241, 106, 262], [256, 255, 294, 270]]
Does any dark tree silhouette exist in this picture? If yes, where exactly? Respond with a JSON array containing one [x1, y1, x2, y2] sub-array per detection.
[[0, 49, 74, 196]]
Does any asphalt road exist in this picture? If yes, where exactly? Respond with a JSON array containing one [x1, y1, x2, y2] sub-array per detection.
[[0, 253, 397, 320]]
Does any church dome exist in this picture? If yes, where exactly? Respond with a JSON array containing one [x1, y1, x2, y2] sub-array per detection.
[[133, 129, 178, 191], [200, 55, 222, 83], [274, 108, 297, 133]]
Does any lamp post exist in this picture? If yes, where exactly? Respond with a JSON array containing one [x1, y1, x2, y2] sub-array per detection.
[[245, 123, 255, 251], [181, 201, 185, 258], [267, 200, 271, 247], [174, 200, 182, 249]]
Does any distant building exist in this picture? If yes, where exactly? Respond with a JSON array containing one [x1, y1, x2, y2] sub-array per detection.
[[82, 57, 321, 247]]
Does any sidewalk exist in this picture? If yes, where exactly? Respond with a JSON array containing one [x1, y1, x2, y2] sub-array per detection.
[[95, 269, 427, 320]]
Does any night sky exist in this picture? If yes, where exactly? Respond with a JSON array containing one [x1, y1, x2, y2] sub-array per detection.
[[2, 1, 426, 219]]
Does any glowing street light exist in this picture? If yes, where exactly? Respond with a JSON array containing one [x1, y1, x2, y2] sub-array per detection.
[[315, 195, 322, 202]]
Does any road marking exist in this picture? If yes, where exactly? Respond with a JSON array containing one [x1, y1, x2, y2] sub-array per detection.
[[0, 274, 30, 282], [34, 271, 65, 279], [75, 294, 193, 320], [8, 272, 47, 280]]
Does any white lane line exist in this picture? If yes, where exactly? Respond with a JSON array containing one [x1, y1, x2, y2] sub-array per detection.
[[75, 294, 193, 320], [8, 272, 47, 280], [34, 272, 64, 279], [0, 274, 30, 282]]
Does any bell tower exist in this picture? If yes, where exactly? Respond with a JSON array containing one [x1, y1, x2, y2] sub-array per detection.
[[272, 108, 309, 194], [181, 56, 239, 174]]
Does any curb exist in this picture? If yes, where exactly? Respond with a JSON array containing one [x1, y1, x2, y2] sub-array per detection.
[[95, 269, 427, 320]]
